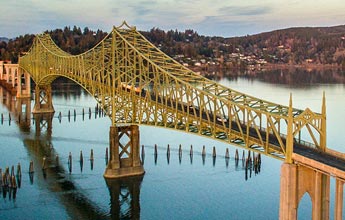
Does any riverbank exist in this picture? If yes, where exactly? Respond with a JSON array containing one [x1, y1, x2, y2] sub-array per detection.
[[262, 63, 344, 71]]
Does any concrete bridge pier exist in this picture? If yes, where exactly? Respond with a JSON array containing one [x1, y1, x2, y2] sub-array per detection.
[[104, 125, 145, 178], [33, 85, 55, 114], [279, 163, 330, 220]]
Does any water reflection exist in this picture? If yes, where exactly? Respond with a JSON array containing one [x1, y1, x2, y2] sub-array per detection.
[[206, 68, 345, 86], [1, 80, 264, 219], [105, 175, 143, 220], [0, 85, 143, 219]]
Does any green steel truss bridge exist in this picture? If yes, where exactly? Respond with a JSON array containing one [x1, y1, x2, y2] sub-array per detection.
[[19, 21, 325, 162], [18, 21, 345, 220]]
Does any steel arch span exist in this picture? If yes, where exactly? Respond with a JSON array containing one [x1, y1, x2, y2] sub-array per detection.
[[19, 21, 326, 162]]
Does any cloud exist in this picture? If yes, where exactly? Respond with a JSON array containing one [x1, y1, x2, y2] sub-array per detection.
[[192, 16, 257, 37], [219, 5, 272, 16], [1, 0, 345, 38]]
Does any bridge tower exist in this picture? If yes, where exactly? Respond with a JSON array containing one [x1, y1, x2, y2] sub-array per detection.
[[104, 125, 145, 178], [32, 84, 55, 114], [279, 93, 335, 220]]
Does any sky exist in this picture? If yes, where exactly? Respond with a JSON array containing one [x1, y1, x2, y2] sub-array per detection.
[[1, 0, 345, 38]]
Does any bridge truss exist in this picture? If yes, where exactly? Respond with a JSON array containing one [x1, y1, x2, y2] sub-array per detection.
[[19, 21, 326, 162]]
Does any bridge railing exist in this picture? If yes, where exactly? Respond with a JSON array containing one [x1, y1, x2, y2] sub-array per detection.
[[250, 123, 317, 149]]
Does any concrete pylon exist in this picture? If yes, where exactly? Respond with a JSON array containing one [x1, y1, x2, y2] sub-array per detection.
[[33, 85, 55, 114], [104, 125, 145, 178], [279, 163, 330, 220]]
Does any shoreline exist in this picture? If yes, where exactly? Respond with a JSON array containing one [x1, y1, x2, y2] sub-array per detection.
[[262, 63, 343, 71]]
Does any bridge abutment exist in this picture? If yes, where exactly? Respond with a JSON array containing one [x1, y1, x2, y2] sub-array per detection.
[[104, 125, 145, 178], [279, 163, 330, 220], [32, 85, 55, 114]]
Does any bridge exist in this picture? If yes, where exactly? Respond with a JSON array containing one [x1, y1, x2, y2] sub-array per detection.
[[14, 21, 345, 220]]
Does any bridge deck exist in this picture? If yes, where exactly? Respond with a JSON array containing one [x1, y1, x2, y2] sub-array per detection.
[[294, 144, 345, 172], [146, 91, 345, 172]]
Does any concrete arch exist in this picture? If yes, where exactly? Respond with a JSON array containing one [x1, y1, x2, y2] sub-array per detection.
[[297, 192, 312, 219], [279, 163, 330, 220]]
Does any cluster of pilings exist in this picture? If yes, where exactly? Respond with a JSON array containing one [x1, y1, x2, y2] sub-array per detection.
[[244, 151, 262, 181], [0, 113, 32, 126], [66, 149, 96, 174], [58, 104, 106, 123], [0, 164, 21, 201], [140, 144, 262, 172], [0, 105, 105, 126], [0, 113, 17, 126]]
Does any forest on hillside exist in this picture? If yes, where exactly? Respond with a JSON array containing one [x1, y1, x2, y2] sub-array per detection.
[[1, 25, 345, 68]]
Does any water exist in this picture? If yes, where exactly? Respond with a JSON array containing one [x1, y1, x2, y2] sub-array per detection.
[[0, 69, 345, 219]]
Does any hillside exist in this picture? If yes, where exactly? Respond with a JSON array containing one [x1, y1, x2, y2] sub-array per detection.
[[1, 25, 345, 69], [225, 25, 345, 65]]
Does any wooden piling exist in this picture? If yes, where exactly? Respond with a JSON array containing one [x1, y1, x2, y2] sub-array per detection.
[[154, 144, 158, 155], [11, 165, 15, 177], [59, 112, 62, 123], [2, 172, 8, 187], [105, 147, 109, 159], [68, 152, 72, 173], [212, 146, 216, 157], [225, 148, 230, 158], [90, 149, 94, 161], [167, 144, 170, 156], [179, 144, 182, 156], [80, 150, 83, 163], [11, 175, 16, 188], [29, 161, 34, 173], [235, 149, 239, 160], [247, 150, 252, 164], [242, 150, 245, 161], [202, 145, 206, 156], [190, 145, 193, 156], [17, 163, 21, 177]]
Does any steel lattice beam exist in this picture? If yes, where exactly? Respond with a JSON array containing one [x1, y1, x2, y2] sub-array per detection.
[[19, 21, 326, 161]]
